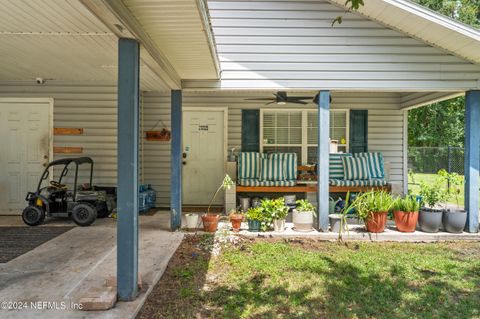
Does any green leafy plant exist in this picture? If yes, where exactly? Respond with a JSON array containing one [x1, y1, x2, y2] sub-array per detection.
[[418, 176, 448, 209], [337, 191, 352, 242], [245, 207, 264, 222], [207, 174, 234, 215], [295, 199, 317, 217], [438, 169, 464, 209], [351, 191, 394, 222], [266, 198, 289, 220], [393, 196, 421, 213], [332, 0, 365, 25]]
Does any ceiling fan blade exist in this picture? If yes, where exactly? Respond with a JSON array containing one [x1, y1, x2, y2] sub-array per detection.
[[265, 101, 276, 105], [290, 100, 308, 105], [244, 98, 276, 101], [288, 96, 312, 101]]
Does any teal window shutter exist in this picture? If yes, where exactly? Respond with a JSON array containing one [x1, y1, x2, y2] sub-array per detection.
[[241, 109, 260, 152], [349, 110, 368, 154]]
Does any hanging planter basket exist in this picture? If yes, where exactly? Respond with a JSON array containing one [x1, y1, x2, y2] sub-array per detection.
[[145, 129, 171, 141]]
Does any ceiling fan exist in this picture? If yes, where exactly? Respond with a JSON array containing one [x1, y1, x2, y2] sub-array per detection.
[[245, 91, 311, 105]]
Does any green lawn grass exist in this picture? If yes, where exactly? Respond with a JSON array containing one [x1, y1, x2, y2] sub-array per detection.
[[408, 172, 464, 206], [138, 236, 480, 319]]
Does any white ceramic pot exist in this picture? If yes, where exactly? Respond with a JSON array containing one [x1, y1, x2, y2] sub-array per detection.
[[292, 210, 314, 232], [273, 219, 285, 232], [185, 213, 199, 230]]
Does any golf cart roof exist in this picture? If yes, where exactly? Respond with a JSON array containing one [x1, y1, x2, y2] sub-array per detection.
[[48, 157, 93, 166]]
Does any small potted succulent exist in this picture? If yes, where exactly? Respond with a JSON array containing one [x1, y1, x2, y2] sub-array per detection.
[[393, 195, 420, 232], [201, 174, 234, 233], [262, 198, 289, 232], [418, 177, 447, 233], [293, 199, 316, 232], [229, 209, 244, 232], [352, 191, 394, 233], [245, 206, 264, 232], [439, 170, 466, 233]]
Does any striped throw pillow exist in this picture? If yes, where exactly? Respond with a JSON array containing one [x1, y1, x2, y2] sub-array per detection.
[[260, 156, 286, 181], [270, 153, 297, 181], [354, 152, 385, 179], [329, 153, 352, 179], [342, 156, 370, 180], [238, 152, 260, 179]]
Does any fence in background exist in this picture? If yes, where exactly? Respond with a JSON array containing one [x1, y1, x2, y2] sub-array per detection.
[[408, 146, 464, 175]]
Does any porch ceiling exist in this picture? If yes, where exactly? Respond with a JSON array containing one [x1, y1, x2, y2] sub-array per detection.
[[122, 0, 219, 80], [0, 0, 167, 91]]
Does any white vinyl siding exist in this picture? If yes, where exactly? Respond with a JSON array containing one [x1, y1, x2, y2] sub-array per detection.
[[206, 0, 480, 91], [0, 83, 118, 187], [143, 91, 405, 206], [0, 85, 406, 206]]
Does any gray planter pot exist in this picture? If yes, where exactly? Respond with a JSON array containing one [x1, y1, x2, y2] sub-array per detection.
[[273, 219, 285, 232], [329, 214, 347, 233], [292, 210, 314, 232], [418, 208, 444, 233], [443, 209, 467, 233]]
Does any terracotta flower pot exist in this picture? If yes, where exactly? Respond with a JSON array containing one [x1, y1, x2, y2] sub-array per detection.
[[365, 211, 388, 233], [202, 214, 220, 233], [229, 214, 243, 232], [394, 211, 419, 232]]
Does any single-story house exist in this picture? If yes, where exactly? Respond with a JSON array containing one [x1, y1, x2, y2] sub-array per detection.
[[0, 0, 479, 300]]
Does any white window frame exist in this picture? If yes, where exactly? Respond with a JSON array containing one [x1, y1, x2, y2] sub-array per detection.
[[260, 108, 350, 164]]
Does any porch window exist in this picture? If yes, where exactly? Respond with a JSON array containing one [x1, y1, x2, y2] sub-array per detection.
[[260, 109, 349, 164]]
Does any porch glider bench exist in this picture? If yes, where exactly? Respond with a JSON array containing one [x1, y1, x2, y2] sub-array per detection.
[[236, 152, 391, 194]]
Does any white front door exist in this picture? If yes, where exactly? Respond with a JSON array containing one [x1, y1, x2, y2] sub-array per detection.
[[0, 99, 52, 215], [182, 110, 225, 205]]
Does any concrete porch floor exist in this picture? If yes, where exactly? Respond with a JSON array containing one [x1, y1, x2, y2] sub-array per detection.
[[0, 212, 183, 319]]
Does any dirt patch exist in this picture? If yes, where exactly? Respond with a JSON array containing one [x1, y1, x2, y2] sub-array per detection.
[[136, 235, 214, 319]]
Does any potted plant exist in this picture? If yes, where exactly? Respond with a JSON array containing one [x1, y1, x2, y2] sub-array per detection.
[[293, 199, 316, 232], [352, 191, 394, 233], [245, 207, 264, 232], [330, 192, 351, 235], [201, 174, 234, 233], [262, 198, 289, 232], [439, 170, 467, 233], [185, 213, 199, 230], [418, 177, 447, 233], [229, 209, 243, 232], [393, 195, 420, 232]]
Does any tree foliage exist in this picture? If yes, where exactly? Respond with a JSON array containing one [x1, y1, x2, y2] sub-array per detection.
[[408, 97, 465, 147], [408, 0, 479, 147]]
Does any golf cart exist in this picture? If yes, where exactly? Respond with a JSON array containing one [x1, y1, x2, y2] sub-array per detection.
[[22, 157, 116, 226]]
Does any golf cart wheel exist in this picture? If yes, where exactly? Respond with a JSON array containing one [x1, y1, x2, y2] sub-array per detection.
[[96, 202, 110, 218], [22, 206, 45, 226], [72, 202, 97, 226]]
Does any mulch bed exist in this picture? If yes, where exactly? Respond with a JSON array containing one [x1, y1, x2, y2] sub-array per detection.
[[0, 226, 73, 263]]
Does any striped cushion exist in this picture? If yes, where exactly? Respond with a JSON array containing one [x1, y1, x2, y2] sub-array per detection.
[[354, 152, 385, 179], [270, 153, 297, 181], [329, 153, 352, 179], [342, 156, 370, 180], [238, 152, 260, 179], [260, 157, 285, 181], [329, 179, 388, 187], [239, 179, 296, 187]]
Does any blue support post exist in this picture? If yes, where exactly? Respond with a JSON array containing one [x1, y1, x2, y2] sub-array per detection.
[[170, 90, 182, 230], [464, 90, 480, 233], [317, 91, 330, 232], [117, 38, 140, 300]]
